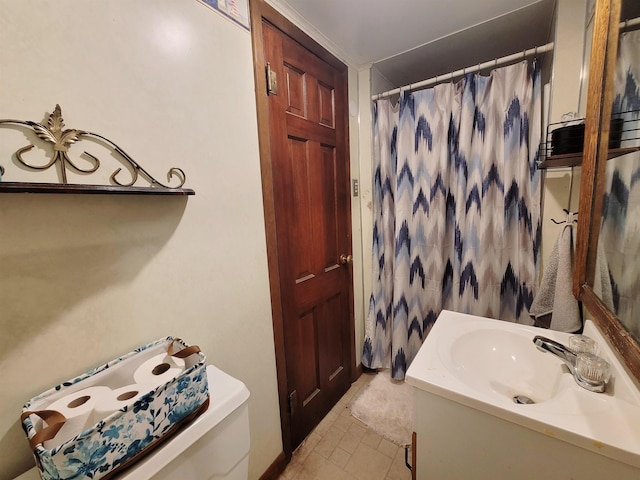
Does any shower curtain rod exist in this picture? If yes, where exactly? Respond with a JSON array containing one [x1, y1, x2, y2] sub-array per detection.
[[372, 42, 554, 101], [620, 16, 640, 31]]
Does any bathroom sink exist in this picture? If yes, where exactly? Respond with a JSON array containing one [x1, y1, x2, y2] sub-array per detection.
[[445, 328, 563, 404], [406, 310, 640, 478]]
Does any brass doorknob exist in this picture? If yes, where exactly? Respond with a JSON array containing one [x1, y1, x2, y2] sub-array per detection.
[[339, 254, 353, 265]]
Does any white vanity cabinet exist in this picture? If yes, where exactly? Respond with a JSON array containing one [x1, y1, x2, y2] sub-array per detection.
[[406, 310, 640, 480]]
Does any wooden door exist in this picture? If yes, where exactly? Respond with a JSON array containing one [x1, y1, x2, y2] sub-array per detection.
[[260, 20, 354, 449]]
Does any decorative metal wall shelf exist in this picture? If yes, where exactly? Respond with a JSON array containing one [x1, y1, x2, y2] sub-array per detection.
[[537, 112, 640, 170], [537, 146, 640, 169], [0, 105, 194, 195]]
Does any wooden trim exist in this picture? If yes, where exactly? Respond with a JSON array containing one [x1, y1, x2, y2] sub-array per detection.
[[249, 0, 355, 460], [258, 451, 287, 480], [411, 432, 417, 480], [337, 65, 357, 388], [586, 0, 621, 286], [580, 286, 640, 380], [574, 0, 616, 295], [352, 362, 363, 383], [250, 1, 346, 74]]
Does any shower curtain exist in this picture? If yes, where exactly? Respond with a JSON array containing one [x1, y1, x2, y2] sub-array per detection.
[[364, 61, 542, 379]]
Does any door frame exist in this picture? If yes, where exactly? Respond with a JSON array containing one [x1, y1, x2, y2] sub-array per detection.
[[249, 0, 356, 460]]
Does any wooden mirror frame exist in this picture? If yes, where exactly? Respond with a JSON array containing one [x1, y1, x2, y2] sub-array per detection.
[[574, 0, 640, 381]]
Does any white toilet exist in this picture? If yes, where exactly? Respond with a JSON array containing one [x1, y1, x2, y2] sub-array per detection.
[[15, 365, 250, 480]]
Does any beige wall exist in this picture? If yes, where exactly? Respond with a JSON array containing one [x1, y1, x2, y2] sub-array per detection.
[[541, 0, 588, 274], [0, 1, 282, 479], [371, 66, 395, 96], [357, 68, 374, 344], [348, 66, 367, 367]]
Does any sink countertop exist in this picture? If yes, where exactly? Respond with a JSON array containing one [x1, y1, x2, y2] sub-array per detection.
[[405, 310, 640, 469]]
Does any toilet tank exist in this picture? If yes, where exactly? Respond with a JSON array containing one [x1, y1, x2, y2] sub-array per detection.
[[14, 365, 250, 480], [120, 364, 250, 480]]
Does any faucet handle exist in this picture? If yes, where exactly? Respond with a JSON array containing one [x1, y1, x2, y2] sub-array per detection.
[[576, 353, 611, 385], [569, 335, 598, 355]]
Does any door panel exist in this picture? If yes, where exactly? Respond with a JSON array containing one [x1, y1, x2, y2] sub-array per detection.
[[285, 65, 306, 116], [294, 309, 320, 405], [318, 82, 335, 128], [289, 137, 314, 279], [323, 293, 346, 379], [320, 145, 339, 267], [262, 20, 353, 448]]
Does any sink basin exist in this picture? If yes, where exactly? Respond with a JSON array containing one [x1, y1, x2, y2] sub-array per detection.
[[406, 310, 640, 479], [446, 328, 563, 403]]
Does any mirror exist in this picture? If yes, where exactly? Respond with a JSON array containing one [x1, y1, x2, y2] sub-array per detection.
[[576, 0, 640, 381], [599, 1, 640, 338]]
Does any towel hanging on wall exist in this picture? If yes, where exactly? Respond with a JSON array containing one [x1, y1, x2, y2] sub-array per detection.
[[529, 220, 582, 332]]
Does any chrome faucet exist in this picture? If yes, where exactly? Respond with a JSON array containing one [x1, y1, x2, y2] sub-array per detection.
[[533, 336, 608, 393]]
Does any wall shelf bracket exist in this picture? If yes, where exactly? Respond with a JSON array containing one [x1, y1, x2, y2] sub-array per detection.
[[0, 105, 195, 195]]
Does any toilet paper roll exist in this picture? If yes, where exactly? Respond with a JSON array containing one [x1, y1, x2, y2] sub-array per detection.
[[43, 386, 112, 450], [92, 383, 154, 421], [133, 353, 186, 389]]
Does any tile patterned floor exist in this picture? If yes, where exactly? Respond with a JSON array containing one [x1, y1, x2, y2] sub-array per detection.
[[277, 372, 412, 480]]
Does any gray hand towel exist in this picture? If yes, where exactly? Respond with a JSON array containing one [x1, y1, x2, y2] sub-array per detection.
[[593, 239, 615, 312], [529, 224, 582, 332]]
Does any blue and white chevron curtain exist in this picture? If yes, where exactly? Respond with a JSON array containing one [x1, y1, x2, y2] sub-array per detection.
[[600, 29, 640, 339], [364, 61, 542, 379]]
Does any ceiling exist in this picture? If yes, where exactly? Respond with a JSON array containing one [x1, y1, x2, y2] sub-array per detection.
[[273, 0, 557, 89]]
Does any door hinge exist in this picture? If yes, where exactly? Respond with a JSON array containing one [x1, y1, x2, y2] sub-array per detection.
[[266, 62, 278, 95], [288, 390, 298, 415]]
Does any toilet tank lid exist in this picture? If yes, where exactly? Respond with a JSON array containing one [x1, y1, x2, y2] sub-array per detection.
[[12, 468, 39, 480], [118, 364, 250, 479], [184, 364, 250, 435]]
